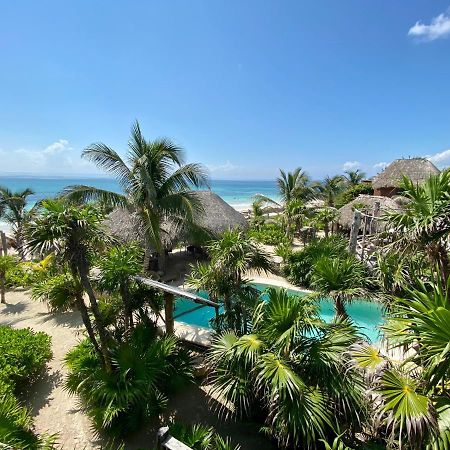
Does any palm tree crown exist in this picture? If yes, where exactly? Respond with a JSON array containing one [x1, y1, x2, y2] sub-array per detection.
[[0, 186, 35, 258], [63, 121, 209, 269]]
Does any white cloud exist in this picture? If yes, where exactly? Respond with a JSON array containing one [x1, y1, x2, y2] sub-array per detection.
[[0, 139, 99, 175], [373, 161, 388, 171], [43, 139, 70, 155], [207, 161, 240, 173], [427, 148, 450, 167], [408, 11, 450, 41], [342, 161, 361, 171]]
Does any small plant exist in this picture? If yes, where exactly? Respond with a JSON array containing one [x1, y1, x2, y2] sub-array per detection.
[[248, 222, 288, 246], [0, 326, 54, 449], [169, 421, 241, 450], [283, 236, 348, 288], [64, 322, 193, 437]]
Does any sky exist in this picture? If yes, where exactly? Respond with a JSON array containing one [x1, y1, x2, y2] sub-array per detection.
[[1, 1, 450, 180]]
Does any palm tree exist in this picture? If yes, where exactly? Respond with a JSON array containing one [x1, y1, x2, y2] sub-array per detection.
[[0, 187, 35, 259], [385, 170, 450, 287], [0, 255, 16, 303], [313, 207, 338, 238], [344, 170, 366, 186], [26, 199, 112, 371], [310, 256, 374, 317], [63, 121, 209, 271], [277, 167, 313, 203], [97, 244, 143, 331], [318, 175, 345, 207], [189, 229, 273, 311], [207, 287, 365, 448], [352, 280, 450, 449]]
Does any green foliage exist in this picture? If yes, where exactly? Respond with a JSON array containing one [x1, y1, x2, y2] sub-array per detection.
[[0, 326, 54, 449], [335, 183, 373, 209], [0, 326, 52, 394], [62, 121, 209, 269], [64, 323, 193, 437], [5, 255, 56, 289], [31, 272, 82, 312], [97, 244, 143, 292], [283, 236, 348, 288], [248, 222, 287, 246], [207, 288, 365, 448], [169, 421, 241, 450], [0, 393, 57, 449]]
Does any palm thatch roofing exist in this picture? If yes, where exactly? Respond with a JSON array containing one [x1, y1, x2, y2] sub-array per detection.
[[104, 190, 248, 248], [337, 194, 403, 229], [372, 157, 440, 189]]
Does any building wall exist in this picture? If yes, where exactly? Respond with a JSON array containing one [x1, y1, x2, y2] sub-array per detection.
[[373, 186, 401, 197]]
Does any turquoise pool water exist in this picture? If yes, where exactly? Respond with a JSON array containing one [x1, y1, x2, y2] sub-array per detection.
[[174, 283, 383, 342]]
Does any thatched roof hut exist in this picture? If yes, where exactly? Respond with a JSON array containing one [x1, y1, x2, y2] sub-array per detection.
[[372, 158, 440, 197], [337, 194, 403, 229], [104, 190, 248, 248]]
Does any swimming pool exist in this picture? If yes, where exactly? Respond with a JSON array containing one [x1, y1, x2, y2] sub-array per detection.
[[173, 283, 383, 342]]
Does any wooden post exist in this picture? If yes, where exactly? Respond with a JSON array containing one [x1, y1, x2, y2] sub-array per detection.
[[371, 201, 380, 235], [0, 232, 7, 256], [360, 215, 367, 262], [348, 210, 361, 254], [164, 292, 175, 335]]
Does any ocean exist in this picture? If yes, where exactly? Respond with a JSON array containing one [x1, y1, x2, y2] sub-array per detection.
[[0, 176, 280, 233]]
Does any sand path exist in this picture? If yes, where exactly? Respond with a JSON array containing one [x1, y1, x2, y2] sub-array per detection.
[[0, 290, 276, 450], [0, 289, 100, 449]]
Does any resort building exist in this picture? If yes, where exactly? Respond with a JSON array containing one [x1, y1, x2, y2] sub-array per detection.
[[372, 157, 440, 197]]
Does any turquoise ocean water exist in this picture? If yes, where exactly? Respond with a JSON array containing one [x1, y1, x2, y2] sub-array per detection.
[[0, 176, 279, 212]]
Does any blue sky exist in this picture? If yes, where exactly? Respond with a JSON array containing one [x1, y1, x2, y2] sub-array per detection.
[[1, 1, 450, 180]]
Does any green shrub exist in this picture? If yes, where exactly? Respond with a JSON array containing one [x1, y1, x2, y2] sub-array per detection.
[[335, 183, 373, 209], [248, 223, 288, 246], [5, 255, 55, 289], [169, 422, 240, 450], [0, 393, 57, 449], [283, 236, 348, 288], [0, 326, 54, 449], [31, 272, 82, 312], [64, 322, 193, 437], [0, 326, 52, 394]]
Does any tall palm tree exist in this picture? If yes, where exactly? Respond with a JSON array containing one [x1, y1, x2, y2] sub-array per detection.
[[0, 187, 35, 259], [207, 288, 365, 448], [319, 175, 345, 207], [63, 121, 209, 271], [310, 256, 374, 317], [344, 170, 366, 186], [277, 167, 313, 204], [26, 199, 112, 371], [385, 170, 450, 287]]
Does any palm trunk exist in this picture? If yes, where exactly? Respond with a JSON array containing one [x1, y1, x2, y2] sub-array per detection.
[[74, 293, 103, 363], [0, 273, 6, 304], [78, 267, 112, 372], [334, 297, 348, 318], [120, 282, 134, 331], [324, 221, 329, 238], [164, 292, 174, 335]]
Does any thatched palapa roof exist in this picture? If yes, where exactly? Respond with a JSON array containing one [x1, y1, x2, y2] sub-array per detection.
[[372, 158, 440, 189], [104, 190, 248, 248], [337, 194, 403, 229]]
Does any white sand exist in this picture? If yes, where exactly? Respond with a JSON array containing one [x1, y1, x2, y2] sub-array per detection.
[[0, 289, 276, 450]]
